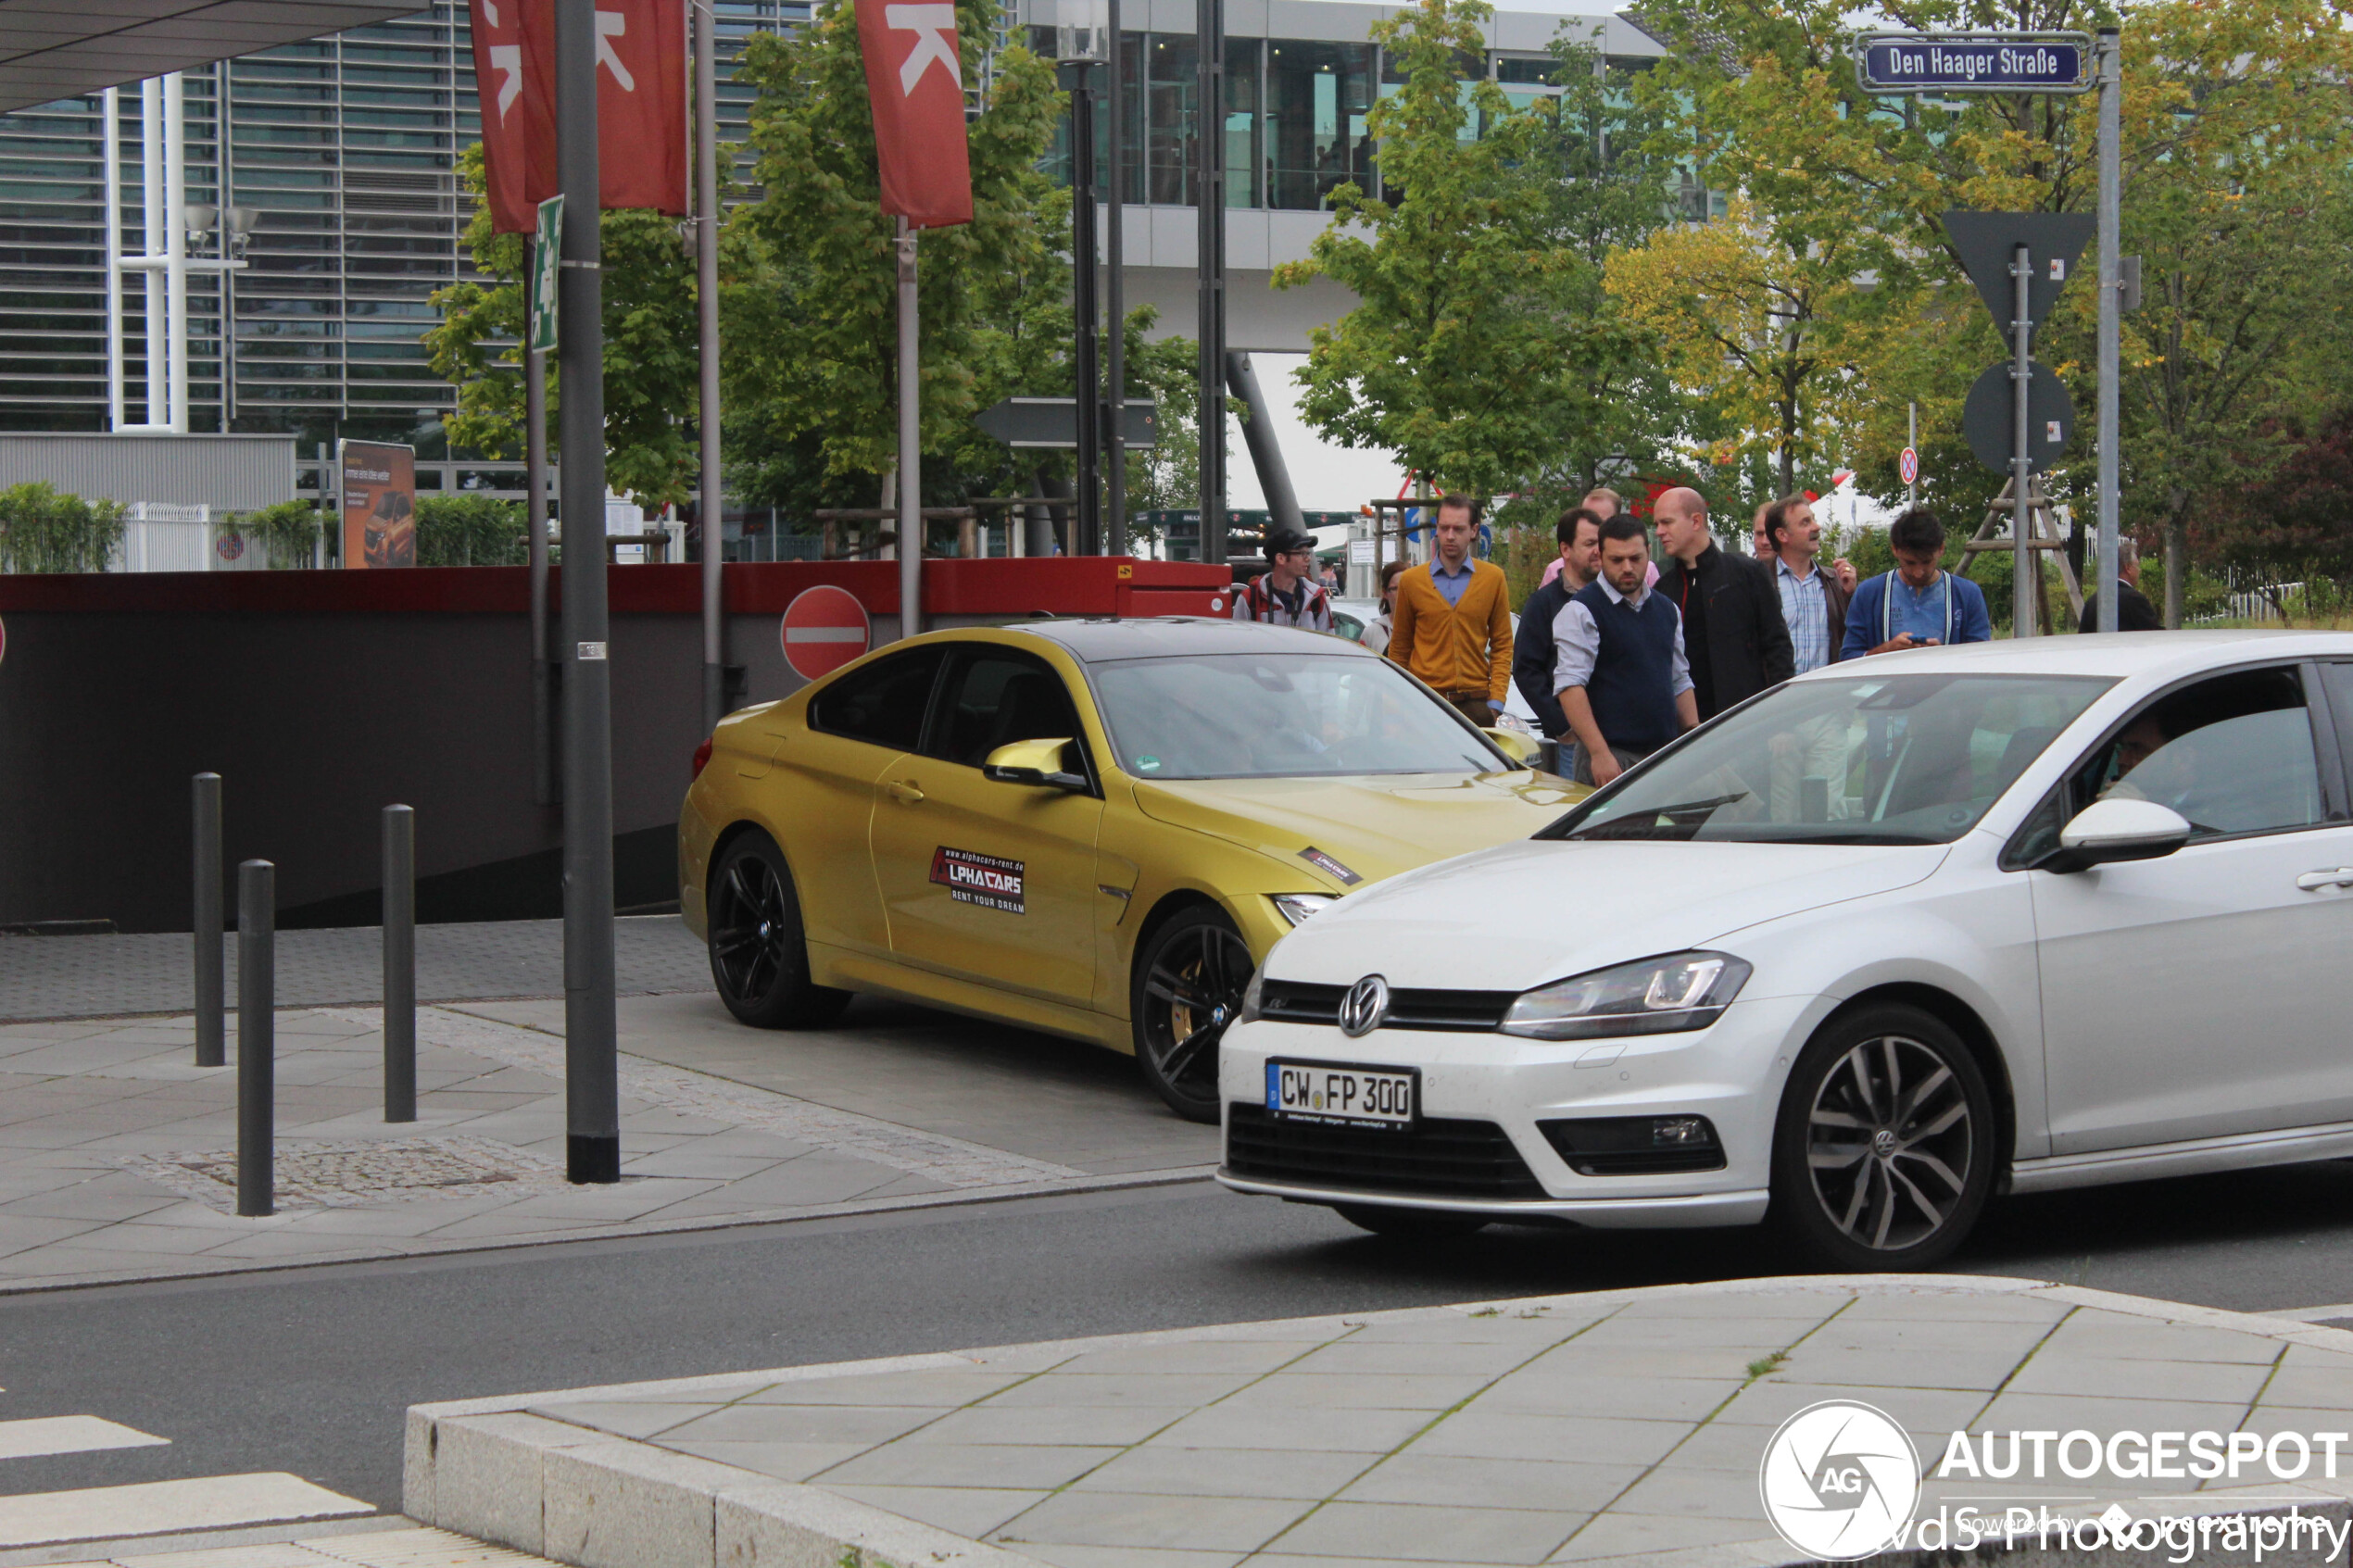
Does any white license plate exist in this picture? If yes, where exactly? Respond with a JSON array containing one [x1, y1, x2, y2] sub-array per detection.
[[1265, 1060, 1416, 1130]]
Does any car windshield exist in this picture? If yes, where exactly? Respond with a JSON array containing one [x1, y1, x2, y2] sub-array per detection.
[[1546, 672, 2115, 845], [1089, 653, 1506, 780]]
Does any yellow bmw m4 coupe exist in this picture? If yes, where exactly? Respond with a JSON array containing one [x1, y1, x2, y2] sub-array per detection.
[[678, 617, 1581, 1121]]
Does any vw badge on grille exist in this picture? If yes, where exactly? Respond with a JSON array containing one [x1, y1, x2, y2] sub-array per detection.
[[1338, 975, 1390, 1038]]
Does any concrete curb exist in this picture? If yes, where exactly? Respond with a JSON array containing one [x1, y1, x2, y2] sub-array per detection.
[[404, 1275, 2353, 1568]]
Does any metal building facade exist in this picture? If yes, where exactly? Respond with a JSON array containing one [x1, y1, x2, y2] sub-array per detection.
[[0, 433, 295, 510], [0, 0, 810, 494]]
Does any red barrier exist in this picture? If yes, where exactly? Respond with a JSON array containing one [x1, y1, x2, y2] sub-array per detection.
[[0, 558, 1233, 619]]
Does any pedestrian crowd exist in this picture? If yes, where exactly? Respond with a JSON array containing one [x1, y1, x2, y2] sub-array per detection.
[[1229, 483, 2156, 785]]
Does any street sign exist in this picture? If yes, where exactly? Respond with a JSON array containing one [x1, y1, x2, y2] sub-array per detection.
[[1898, 447, 1919, 486], [525, 194, 562, 355], [779, 584, 871, 682], [1962, 360, 2073, 475], [1943, 211, 2095, 332], [1856, 33, 2092, 94], [976, 397, 1158, 449]]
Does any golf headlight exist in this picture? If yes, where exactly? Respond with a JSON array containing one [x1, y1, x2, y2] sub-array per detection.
[[1238, 965, 1267, 1024], [1272, 894, 1337, 927], [1500, 951, 1751, 1040]]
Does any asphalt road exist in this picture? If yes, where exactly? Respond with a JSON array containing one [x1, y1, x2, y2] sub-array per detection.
[[4, 1157, 2352, 1519]]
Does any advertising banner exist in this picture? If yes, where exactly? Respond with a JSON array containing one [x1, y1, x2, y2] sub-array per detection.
[[468, 0, 687, 233], [857, 0, 973, 227], [340, 441, 418, 569]]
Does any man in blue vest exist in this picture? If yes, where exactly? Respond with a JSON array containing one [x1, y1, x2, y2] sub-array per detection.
[[1842, 508, 1993, 659], [1552, 513, 1698, 786]]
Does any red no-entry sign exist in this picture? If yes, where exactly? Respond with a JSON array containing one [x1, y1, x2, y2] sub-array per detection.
[[779, 585, 871, 682]]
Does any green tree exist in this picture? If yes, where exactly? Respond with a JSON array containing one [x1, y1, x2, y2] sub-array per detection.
[[415, 494, 530, 566], [1277, 0, 1668, 497], [423, 143, 700, 508], [722, 0, 1069, 519]]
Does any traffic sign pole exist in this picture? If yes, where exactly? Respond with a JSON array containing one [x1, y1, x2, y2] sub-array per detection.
[[2010, 244, 2035, 640], [1906, 403, 1918, 508], [897, 219, 922, 639], [2095, 27, 2121, 632]]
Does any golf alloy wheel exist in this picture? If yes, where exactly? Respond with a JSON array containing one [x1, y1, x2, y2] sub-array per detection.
[[1773, 1004, 1994, 1269]]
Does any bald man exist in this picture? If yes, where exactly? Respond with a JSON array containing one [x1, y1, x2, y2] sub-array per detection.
[[1654, 486, 1794, 721]]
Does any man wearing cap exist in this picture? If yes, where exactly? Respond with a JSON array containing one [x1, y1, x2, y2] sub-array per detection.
[[1231, 526, 1334, 633]]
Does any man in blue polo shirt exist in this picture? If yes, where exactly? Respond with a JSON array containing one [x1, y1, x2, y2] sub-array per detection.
[[1841, 508, 1994, 659]]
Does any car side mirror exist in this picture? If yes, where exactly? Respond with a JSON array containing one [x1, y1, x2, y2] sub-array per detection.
[[2049, 797, 2192, 872], [982, 737, 1088, 792], [1481, 727, 1541, 769]]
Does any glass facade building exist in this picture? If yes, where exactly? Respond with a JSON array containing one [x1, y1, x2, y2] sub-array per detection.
[[0, 0, 808, 471]]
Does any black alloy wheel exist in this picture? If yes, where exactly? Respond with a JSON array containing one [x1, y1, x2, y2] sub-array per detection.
[[706, 832, 851, 1030], [1335, 1204, 1491, 1241], [1131, 906, 1252, 1123], [1771, 1003, 1994, 1269]]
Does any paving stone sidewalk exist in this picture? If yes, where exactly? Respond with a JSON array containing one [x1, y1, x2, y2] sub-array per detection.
[[0, 917, 711, 1023], [0, 1004, 1192, 1292], [407, 1275, 2353, 1568]]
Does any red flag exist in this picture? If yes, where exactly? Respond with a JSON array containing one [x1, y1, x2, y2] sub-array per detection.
[[468, 0, 541, 232], [856, 0, 973, 228], [469, 0, 686, 232]]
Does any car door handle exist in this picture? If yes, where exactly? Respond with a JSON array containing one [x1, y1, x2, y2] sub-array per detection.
[[2294, 868, 2353, 891], [885, 781, 925, 805]]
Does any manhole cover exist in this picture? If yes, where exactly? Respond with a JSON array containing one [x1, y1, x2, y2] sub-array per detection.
[[120, 1136, 573, 1211]]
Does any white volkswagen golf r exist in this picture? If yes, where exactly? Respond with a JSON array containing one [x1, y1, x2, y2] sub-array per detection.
[[1217, 631, 2353, 1268]]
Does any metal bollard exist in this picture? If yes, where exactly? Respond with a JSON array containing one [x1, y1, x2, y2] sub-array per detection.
[[193, 773, 224, 1068], [383, 805, 416, 1123], [236, 859, 275, 1218]]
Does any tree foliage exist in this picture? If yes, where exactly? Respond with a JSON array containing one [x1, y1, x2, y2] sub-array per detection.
[[423, 142, 700, 508], [722, 0, 1071, 513], [1277, 0, 1681, 499]]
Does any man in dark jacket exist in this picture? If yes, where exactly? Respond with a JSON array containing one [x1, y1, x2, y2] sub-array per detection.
[[1511, 507, 1604, 739], [1653, 487, 1794, 720], [2078, 537, 2163, 632]]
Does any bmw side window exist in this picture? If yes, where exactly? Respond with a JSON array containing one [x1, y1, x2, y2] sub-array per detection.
[[807, 647, 947, 752], [927, 651, 1087, 771], [2320, 663, 2353, 816], [2070, 667, 2322, 843]]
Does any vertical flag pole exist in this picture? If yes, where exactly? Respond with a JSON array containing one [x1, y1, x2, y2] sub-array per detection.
[[555, 0, 619, 1184], [697, 0, 726, 722], [897, 216, 922, 639], [1104, 0, 1126, 558]]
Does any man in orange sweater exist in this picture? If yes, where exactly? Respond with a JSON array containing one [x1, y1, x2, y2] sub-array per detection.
[[1386, 495, 1513, 724]]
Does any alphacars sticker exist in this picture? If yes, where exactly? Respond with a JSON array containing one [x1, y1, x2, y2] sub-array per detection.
[[1136, 755, 1163, 772], [930, 847, 1026, 913], [1298, 847, 1363, 886]]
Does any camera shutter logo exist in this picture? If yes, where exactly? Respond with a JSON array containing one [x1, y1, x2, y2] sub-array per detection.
[[1757, 1400, 1920, 1561], [1338, 975, 1389, 1038]]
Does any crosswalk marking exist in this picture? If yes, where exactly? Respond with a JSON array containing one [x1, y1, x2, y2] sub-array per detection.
[[0, 1473, 372, 1547], [0, 1415, 168, 1461]]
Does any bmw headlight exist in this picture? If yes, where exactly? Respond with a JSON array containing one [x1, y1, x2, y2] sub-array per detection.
[[1500, 951, 1751, 1041], [1272, 894, 1337, 927]]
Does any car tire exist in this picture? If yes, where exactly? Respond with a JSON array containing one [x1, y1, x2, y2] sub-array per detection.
[[1769, 1003, 1994, 1270], [706, 831, 851, 1030], [1131, 905, 1252, 1123], [1335, 1204, 1491, 1240]]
